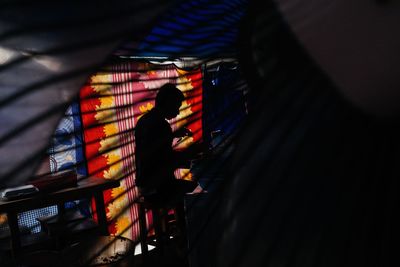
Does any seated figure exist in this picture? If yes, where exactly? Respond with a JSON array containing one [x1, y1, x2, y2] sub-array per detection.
[[135, 83, 202, 205]]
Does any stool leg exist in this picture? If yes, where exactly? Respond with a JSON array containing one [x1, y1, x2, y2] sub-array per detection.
[[174, 202, 189, 253], [138, 204, 148, 257], [152, 208, 164, 254]]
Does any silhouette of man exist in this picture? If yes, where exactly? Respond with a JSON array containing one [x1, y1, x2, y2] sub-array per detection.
[[135, 83, 200, 204]]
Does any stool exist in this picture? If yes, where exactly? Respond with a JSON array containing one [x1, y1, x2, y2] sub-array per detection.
[[135, 197, 177, 257]]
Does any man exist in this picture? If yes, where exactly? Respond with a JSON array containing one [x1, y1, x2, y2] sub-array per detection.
[[135, 83, 201, 204]]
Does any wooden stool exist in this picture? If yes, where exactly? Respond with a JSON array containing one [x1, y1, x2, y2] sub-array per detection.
[[135, 196, 177, 257]]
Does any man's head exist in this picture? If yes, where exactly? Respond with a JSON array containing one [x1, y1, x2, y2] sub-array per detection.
[[155, 83, 184, 119]]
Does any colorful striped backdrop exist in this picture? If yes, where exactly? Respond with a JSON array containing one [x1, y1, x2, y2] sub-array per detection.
[[79, 61, 203, 240]]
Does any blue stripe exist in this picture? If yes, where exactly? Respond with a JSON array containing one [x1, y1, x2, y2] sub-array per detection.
[[71, 101, 87, 176]]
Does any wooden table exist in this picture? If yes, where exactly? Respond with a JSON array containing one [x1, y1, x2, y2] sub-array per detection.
[[0, 177, 119, 253]]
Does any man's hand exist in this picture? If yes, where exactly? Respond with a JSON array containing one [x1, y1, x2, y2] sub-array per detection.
[[187, 184, 207, 194], [174, 127, 193, 138], [185, 142, 210, 159]]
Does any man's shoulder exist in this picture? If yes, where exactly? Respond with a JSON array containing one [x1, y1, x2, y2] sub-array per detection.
[[137, 109, 161, 125], [136, 109, 168, 131]]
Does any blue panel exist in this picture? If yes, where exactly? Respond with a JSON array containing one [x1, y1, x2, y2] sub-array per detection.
[[119, 0, 249, 58], [71, 101, 87, 176]]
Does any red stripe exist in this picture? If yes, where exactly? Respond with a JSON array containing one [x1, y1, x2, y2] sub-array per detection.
[[113, 62, 138, 239]]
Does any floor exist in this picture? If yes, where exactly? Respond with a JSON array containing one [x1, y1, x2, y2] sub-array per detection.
[[0, 236, 190, 267], [128, 241, 190, 267]]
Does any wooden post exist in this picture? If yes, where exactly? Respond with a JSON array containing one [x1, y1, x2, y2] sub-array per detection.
[[7, 211, 21, 253], [94, 191, 109, 235]]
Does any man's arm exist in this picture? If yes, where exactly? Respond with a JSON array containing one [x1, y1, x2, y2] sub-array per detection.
[[172, 141, 208, 169], [173, 127, 193, 138]]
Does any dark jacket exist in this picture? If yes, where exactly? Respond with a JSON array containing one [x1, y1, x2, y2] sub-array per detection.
[[135, 108, 176, 189]]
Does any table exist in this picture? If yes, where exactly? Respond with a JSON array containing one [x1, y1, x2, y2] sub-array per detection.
[[0, 177, 119, 253]]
